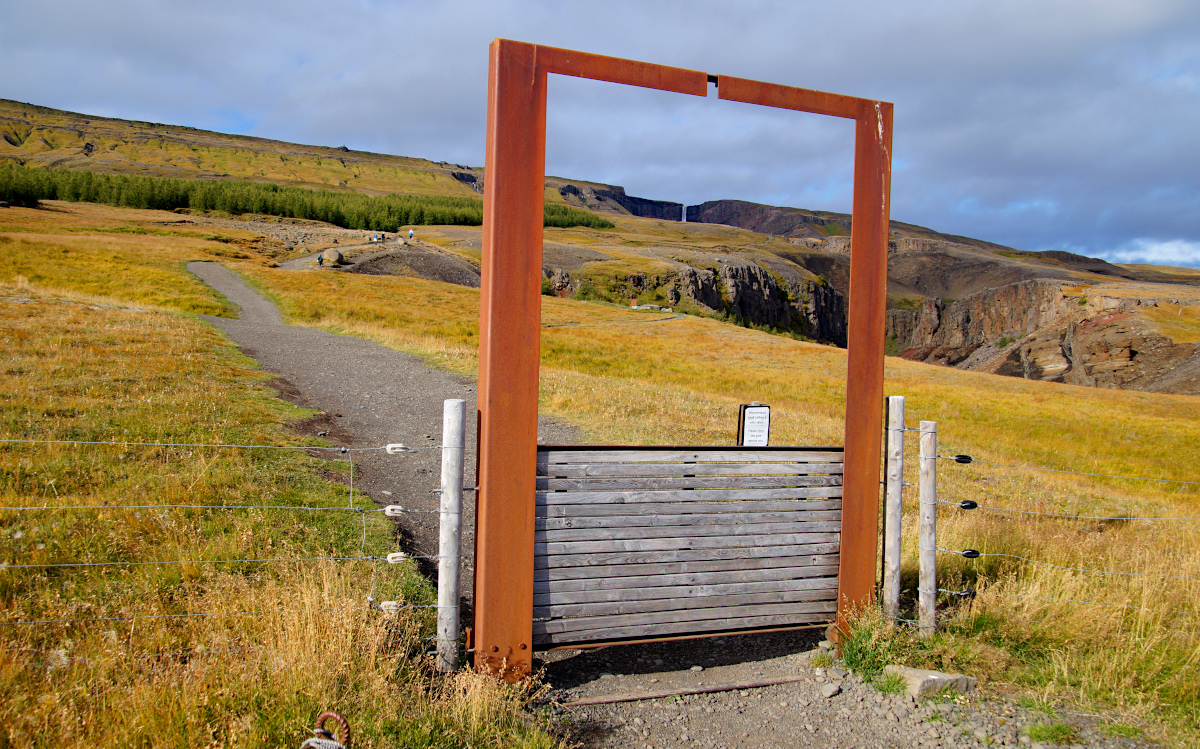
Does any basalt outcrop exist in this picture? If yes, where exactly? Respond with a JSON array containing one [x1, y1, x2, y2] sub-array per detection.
[[887, 280, 1200, 395], [545, 259, 848, 345]]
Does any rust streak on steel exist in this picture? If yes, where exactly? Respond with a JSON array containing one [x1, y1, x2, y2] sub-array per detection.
[[475, 38, 892, 675], [838, 98, 892, 633]]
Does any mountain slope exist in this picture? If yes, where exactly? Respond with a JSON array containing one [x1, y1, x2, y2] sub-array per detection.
[[5, 98, 1199, 394]]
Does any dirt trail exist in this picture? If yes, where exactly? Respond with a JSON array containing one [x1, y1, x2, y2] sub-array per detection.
[[186, 261, 1155, 749], [186, 261, 576, 604]]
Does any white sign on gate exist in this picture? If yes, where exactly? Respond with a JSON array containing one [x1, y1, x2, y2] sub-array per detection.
[[738, 402, 771, 446]]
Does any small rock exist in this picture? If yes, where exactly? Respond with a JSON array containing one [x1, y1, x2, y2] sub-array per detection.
[[600, 673, 615, 679], [818, 640, 834, 650], [690, 665, 703, 672], [821, 683, 841, 698], [831, 667, 849, 679]]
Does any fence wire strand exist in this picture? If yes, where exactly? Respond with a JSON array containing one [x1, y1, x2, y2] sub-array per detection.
[[937, 499, 1198, 523], [937, 454, 1200, 487], [937, 549, 1200, 580]]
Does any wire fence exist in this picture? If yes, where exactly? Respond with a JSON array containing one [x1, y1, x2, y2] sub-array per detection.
[[0, 438, 443, 452], [0, 436, 450, 636], [887, 418, 1200, 629]]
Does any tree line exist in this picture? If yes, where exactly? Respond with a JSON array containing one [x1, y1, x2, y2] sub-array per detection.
[[0, 163, 615, 230]]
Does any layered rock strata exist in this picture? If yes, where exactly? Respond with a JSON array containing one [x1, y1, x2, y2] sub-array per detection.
[[887, 280, 1200, 395]]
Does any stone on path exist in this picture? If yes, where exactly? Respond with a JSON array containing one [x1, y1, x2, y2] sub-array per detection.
[[322, 247, 344, 265], [884, 665, 977, 699], [821, 683, 841, 698]]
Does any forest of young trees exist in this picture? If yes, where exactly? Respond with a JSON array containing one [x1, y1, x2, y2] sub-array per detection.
[[0, 163, 615, 230]]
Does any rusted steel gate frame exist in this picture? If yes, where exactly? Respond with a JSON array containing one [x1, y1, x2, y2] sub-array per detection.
[[475, 38, 892, 677]]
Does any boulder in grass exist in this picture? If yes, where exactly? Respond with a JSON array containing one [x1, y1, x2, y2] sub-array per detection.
[[883, 665, 976, 698], [321, 248, 344, 266]]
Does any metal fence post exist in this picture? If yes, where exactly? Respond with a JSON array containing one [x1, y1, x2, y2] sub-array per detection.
[[883, 396, 905, 625], [437, 399, 466, 672], [918, 420, 937, 638]]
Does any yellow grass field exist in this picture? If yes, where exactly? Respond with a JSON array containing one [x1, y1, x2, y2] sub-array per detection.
[[0, 204, 561, 748], [3, 201, 1200, 745]]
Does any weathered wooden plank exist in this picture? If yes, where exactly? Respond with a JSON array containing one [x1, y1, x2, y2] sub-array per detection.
[[535, 600, 836, 635], [536, 486, 843, 506], [535, 563, 839, 593], [536, 475, 842, 491], [534, 587, 837, 619], [532, 610, 836, 645], [536, 546, 840, 572], [535, 510, 841, 532], [536, 520, 841, 543], [536, 498, 842, 519], [536, 531, 839, 556], [534, 575, 839, 606], [537, 462, 844, 478], [538, 449, 843, 464]]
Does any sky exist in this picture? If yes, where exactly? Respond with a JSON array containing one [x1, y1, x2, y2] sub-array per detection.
[[3, 0, 1199, 267]]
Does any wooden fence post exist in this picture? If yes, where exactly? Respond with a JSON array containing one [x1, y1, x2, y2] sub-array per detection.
[[883, 396, 905, 625], [918, 420, 937, 638], [437, 399, 466, 672]]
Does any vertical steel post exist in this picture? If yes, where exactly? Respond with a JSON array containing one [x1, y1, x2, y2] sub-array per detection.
[[475, 38, 546, 679], [883, 396, 905, 625], [918, 420, 938, 638], [836, 100, 893, 634], [437, 399, 466, 672]]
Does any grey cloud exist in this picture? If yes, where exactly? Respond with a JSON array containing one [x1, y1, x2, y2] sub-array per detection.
[[2, 0, 1199, 266]]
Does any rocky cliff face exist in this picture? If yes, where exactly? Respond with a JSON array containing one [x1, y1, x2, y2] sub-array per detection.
[[546, 258, 848, 345], [665, 260, 847, 345], [557, 183, 683, 221], [887, 280, 1200, 396]]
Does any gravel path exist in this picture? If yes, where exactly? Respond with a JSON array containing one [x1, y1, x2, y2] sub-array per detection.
[[550, 635, 1157, 749], [186, 261, 577, 603], [186, 261, 1158, 749]]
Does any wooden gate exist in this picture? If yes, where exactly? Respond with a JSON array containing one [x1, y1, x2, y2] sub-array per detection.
[[533, 446, 843, 647]]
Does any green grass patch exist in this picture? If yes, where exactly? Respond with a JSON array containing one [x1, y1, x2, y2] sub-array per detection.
[[1100, 722, 1142, 738], [874, 671, 907, 695], [1027, 722, 1078, 743]]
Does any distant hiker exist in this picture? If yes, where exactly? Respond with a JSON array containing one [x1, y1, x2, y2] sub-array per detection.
[[318, 254, 324, 268], [408, 229, 414, 239]]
